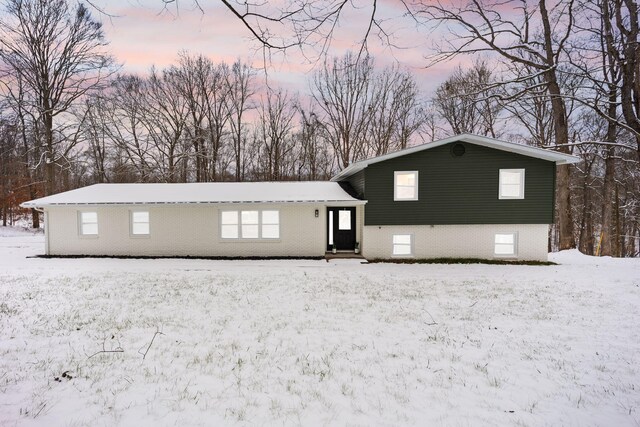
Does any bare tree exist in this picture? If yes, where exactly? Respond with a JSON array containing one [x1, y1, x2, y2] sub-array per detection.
[[297, 107, 333, 180], [367, 66, 426, 156], [0, 0, 115, 195], [170, 53, 231, 182], [226, 60, 255, 181], [144, 67, 189, 182], [256, 88, 297, 180], [312, 53, 374, 168], [433, 60, 503, 137]]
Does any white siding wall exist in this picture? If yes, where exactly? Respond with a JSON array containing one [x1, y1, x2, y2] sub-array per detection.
[[46, 203, 336, 257], [362, 224, 549, 261]]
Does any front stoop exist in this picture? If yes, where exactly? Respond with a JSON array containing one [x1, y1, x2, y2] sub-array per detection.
[[324, 252, 365, 260]]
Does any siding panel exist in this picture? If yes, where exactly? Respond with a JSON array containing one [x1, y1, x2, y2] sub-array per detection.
[[361, 142, 555, 225]]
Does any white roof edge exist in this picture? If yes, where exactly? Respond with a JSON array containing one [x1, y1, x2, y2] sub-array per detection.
[[331, 133, 581, 181], [19, 181, 366, 208], [20, 199, 368, 208]]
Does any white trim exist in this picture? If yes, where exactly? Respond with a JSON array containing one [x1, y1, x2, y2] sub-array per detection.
[[494, 232, 518, 257], [392, 233, 414, 257], [129, 210, 150, 238], [498, 169, 525, 200], [261, 210, 280, 239], [394, 171, 419, 201], [331, 133, 580, 182], [44, 210, 50, 255], [328, 211, 334, 246], [219, 209, 281, 241], [77, 210, 98, 238]]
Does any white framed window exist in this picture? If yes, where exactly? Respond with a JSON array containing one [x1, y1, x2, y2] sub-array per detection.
[[131, 211, 150, 236], [79, 211, 98, 236], [241, 210, 259, 238], [221, 210, 280, 240], [221, 211, 239, 239], [394, 171, 418, 201], [499, 169, 525, 199], [338, 210, 351, 230], [494, 233, 517, 257], [261, 210, 280, 239], [392, 234, 413, 256]]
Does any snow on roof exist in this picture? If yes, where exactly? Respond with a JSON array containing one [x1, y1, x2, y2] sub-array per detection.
[[331, 133, 581, 182], [21, 182, 365, 208]]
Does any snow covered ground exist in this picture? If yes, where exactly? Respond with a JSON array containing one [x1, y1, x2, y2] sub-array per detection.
[[0, 227, 638, 426]]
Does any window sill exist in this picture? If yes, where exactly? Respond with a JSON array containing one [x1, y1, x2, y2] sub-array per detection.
[[78, 235, 99, 239], [130, 234, 151, 239]]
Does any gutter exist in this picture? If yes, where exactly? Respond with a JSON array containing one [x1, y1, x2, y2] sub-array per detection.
[[20, 200, 369, 208]]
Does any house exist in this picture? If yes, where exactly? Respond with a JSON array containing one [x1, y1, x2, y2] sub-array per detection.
[[21, 134, 579, 260]]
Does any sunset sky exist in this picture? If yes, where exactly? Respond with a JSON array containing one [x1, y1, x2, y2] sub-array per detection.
[[92, 0, 459, 95]]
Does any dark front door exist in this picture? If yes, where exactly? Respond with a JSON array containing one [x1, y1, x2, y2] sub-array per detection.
[[327, 207, 356, 251]]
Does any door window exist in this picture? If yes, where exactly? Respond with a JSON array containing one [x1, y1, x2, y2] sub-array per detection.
[[338, 210, 351, 230]]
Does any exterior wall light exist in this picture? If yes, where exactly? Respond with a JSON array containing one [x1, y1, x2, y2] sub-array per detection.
[[315, 209, 319, 217]]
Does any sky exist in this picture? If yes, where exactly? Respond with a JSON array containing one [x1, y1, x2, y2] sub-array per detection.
[[90, 0, 459, 96]]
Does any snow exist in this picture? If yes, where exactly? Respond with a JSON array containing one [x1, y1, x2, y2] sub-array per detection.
[[21, 182, 363, 208], [1, 227, 639, 426]]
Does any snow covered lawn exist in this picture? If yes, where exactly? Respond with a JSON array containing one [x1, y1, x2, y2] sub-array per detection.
[[0, 227, 639, 426]]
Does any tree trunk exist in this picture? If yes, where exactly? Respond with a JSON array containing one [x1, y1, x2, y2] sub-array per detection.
[[44, 111, 55, 196], [579, 176, 594, 254], [600, 100, 616, 257], [546, 76, 575, 250], [539, 0, 575, 250]]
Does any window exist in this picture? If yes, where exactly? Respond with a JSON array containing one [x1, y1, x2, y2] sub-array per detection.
[[261, 210, 280, 239], [499, 169, 525, 199], [338, 210, 351, 230], [221, 211, 239, 238], [494, 233, 517, 256], [392, 234, 413, 256], [131, 211, 150, 236], [221, 210, 280, 240], [241, 210, 259, 238], [79, 211, 98, 236], [394, 171, 418, 201]]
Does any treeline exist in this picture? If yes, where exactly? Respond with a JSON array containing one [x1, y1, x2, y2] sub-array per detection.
[[0, 0, 638, 256]]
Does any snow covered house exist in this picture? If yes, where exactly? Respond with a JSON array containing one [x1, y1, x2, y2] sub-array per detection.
[[22, 134, 579, 260]]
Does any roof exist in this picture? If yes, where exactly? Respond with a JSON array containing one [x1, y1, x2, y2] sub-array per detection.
[[331, 133, 581, 182], [20, 182, 365, 208]]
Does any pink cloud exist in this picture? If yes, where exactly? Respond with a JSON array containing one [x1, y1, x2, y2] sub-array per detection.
[[94, 0, 463, 94]]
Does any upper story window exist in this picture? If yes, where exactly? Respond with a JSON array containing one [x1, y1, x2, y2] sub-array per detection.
[[499, 169, 525, 199], [221, 210, 280, 240], [394, 171, 418, 201], [131, 211, 150, 236], [79, 211, 98, 236]]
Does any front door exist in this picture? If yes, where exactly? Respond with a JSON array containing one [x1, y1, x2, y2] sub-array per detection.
[[327, 207, 356, 251]]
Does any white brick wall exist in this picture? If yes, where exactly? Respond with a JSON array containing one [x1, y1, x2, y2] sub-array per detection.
[[362, 224, 549, 261], [46, 203, 339, 257], [44, 203, 546, 260]]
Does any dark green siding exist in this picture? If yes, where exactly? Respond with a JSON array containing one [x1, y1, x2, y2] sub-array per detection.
[[345, 170, 365, 199], [359, 142, 556, 225]]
